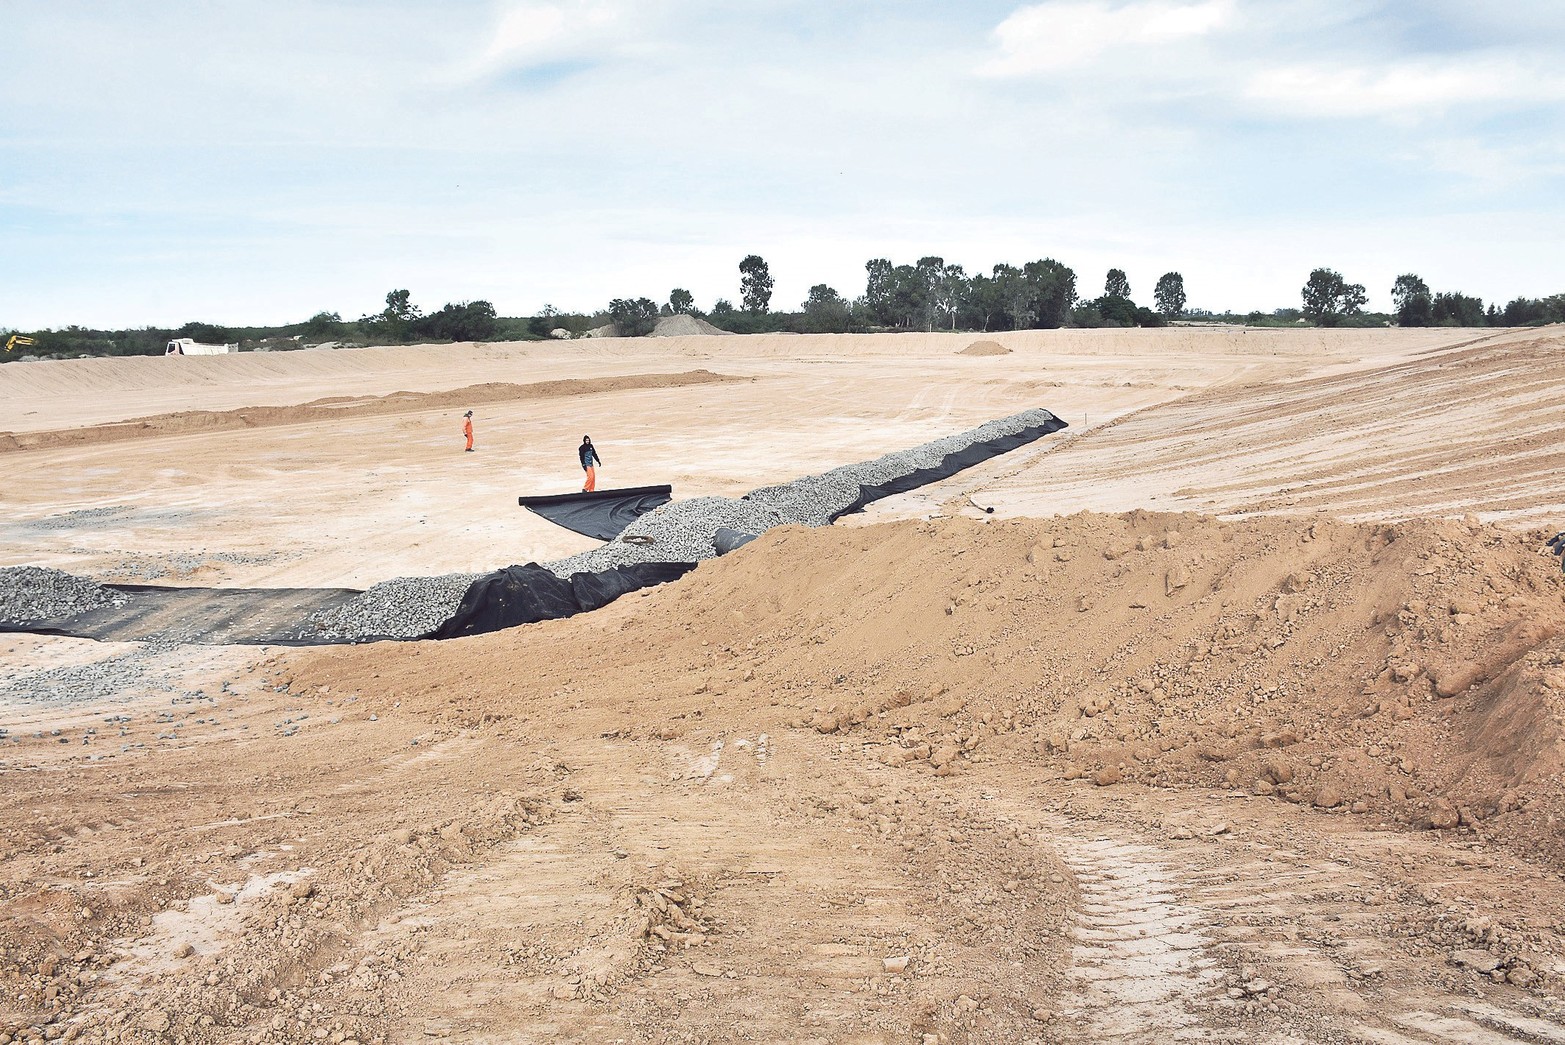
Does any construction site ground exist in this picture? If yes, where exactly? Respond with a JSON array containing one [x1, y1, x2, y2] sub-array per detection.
[[4, 325, 1565, 1044]]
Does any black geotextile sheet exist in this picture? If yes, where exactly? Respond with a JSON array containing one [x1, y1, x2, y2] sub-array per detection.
[[0, 584, 365, 646], [518, 485, 673, 541], [825, 415, 1069, 520], [431, 561, 697, 639]]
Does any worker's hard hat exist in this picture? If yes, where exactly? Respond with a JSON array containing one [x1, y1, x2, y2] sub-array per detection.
[[464, 410, 473, 417]]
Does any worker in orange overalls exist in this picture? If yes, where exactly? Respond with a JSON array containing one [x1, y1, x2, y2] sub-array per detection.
[[463, 411, 474, 452], [579, 435, 602, 491]]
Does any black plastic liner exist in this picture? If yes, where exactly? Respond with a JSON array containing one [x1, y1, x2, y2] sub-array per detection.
[[826, 416, 1068, 520], [518, 485, 673, 541], [0, 584, 364, 646], [430, 561, 696, 639]]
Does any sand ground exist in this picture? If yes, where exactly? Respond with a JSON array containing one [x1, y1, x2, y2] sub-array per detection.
[[3, 326, 1565, 1044]]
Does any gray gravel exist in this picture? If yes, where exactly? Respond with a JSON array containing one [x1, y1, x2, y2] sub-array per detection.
[[544, 496, 791, 577], [103, 549, 281, 581], [303, 571, 482, 642], [0, 640, 182, 705], [0, 566, 125, 623]]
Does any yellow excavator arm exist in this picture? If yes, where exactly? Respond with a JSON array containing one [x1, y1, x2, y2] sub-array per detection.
[[5, 335, 36, 352]]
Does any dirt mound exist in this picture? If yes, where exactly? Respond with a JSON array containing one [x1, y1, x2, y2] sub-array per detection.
[[0, 370, 736, 454], [293, 510, 1565, 860], [649, 314, 728, 337], [958, 340, 1012, 356]]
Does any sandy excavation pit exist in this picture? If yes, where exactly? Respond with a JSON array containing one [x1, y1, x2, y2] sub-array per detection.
[[4, 326, 1565, 1044]]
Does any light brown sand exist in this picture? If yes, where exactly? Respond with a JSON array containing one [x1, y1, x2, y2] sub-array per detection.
[[5, 325, 1565, 1044]]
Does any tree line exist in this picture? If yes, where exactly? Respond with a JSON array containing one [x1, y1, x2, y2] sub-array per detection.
[[1299, 268, 1565, 328], [5, 258, 1562, 361], [596, 255, 1188, 337]]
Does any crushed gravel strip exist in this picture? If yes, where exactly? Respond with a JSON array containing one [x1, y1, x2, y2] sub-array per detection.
[[301, 573, 482, 643], [0, 566, 125, 624]]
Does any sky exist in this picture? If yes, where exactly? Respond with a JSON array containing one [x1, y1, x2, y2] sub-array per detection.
[[2, 0, 1563, 328]]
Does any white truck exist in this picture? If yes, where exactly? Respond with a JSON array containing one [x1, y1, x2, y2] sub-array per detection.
[[165, 338, 237, 356]]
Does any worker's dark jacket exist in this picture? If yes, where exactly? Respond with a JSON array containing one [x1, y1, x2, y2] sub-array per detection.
[[579, 443, 601, 469]]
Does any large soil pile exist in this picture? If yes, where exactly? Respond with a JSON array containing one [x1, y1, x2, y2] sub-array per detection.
[[649, 314, 728, 337], [298, 511, 1565, 858], [958, 340, 1011, 356]]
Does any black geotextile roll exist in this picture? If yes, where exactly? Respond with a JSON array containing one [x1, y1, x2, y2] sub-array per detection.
[[430, 561, 697, 640], [827, 416, 1068, 520], [518, 485, 674, 541]]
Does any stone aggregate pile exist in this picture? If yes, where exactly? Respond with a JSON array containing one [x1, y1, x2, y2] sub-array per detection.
[[0, 566, 124, 623], [304, 572, 480, 643]]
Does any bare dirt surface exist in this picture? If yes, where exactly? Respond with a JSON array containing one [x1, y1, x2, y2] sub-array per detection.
[[4, 327, 1565, 1044]]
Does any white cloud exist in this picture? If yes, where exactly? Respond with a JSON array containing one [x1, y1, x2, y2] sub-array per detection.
[[1246, 54, 1565, 118], [979, 0, 1234, 76], [462, 1, 631, 79]]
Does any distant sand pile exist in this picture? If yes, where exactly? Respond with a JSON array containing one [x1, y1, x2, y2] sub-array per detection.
[[959, 340, 1012, 356], [649, 314, 728, 337]]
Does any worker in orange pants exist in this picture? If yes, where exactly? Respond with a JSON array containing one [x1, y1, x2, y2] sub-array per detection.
[[579, 435, 602, 491], [463, 410, 474, 452]]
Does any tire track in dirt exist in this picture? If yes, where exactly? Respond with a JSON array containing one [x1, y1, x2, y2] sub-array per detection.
[[1047, 828, 1225, 1042], [1026, 799, 1565, 1045]]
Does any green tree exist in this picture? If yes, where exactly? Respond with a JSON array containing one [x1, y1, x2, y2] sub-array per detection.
[[883, 263, 927, 329], [176, 321, 230, 343], [1153, 273, 1186, 318], [365, 289, 422, 342], [416, 300, 496, 341], [1432, 292, 1485, 327], [739, 255, 774, 313], [711, 298, 735, 318], [1094, 294, 1138, 327], [1301, 269, 1367, 327], [802, 284, 852, 333], [607, 297, 660, 336], [993, 264, 1034, 330], [527, 304, 561, 338], [915, 256, 945, 331], [962, 272, 1003, 332], [935, 262, 968, 330], [669, 289, 695, 315], [1391, 274, 1433, 327], [1024, 259, 1076, 328], [303, 311, 344, 338], [1104, 268, 1131, 299], [863, 258, 894, 325]]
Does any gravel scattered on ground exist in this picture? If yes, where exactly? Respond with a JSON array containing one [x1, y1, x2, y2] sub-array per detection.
[[0, 640, 183, 705], [103, 550, 282, 581], [0, 566, 125, 623]]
